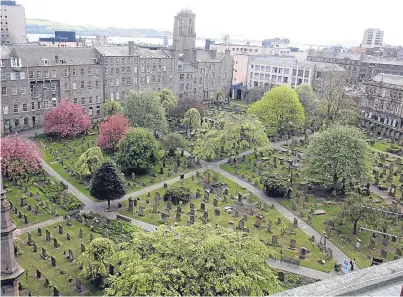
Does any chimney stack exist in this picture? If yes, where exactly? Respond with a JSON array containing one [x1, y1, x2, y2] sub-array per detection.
[[128, 41, 136, 55]]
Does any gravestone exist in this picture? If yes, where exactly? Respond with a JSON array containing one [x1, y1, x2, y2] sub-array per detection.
[[355, 239, 361, 251], [139, 206, 145, 216], [90, 233, 94, 241], [326, 247, 333, 259], [53, 286, 59, 296], [381, 248, 387, 258], [369, 238, 376, 250], [293, 218, 298, 228], [128, 198, 134, 211], [68, 249, 74, 262], [58, 225, 63, 234], [278, 271, 285, 282], [36, 269, 41, 279], [213, 198, 218, 207], [53, 238, 59, 248], [254, 215, 262, 228], [204, 190, 210, 202], [272, 235, 278, 245], [200, 202, 206, 211], [33, 243, 37, 253], [66, 232, 71, 240], [238, 220, 244, 230], [27, 232, 33, 245], [176, 212, 181, 221], [167, 201, 172, 210], [75, 278, 82, 293], [214, 209, 220, 216], [228, 221, 234, 232], [299, 247, 308, 259], [24, 214, 28, 224], [81, 243, 86, 253], [51, 256, 56, 267], [289, 239, 296, 250], [161, 213, 168, 224], [109, 264, 115, 275], [37, 227, 42, 236], [79, 228, 83, 238], [66, 215, 72, 226], [276, 218, 281, 225], [46, 229, 50, 241]]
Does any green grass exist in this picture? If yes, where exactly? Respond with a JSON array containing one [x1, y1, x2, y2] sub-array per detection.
[[373, 140, 391, 152], [118, 171, 334, 272], [230, 100, 249, 107], [36, 132, 200, 200]]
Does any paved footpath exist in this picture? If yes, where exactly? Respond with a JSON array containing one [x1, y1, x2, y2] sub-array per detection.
[[19, 216, 64, 234]]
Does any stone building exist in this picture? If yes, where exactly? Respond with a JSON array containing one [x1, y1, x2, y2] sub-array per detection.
[[307, 50, 403, 86], [1, 46, 103, 134], [360, 73, 403, 142], [94, 43, 176, 103]]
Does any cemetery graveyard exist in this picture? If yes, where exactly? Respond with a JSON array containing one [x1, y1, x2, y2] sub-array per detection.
[[16, 215, 138, 296], [37, 131, 200, 200], [4, 176, 82, 228], [119, 170, 335, 272]]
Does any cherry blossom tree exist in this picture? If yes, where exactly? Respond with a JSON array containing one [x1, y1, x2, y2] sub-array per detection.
[[97, 113, 130, 151], [44, 100, 91, 138], [1, 135, 43, 178]]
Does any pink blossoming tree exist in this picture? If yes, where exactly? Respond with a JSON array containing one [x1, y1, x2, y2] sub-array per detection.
[[44, 100, 91, 138], [1, 136, 43, 178], [97, 113, 130, 151]]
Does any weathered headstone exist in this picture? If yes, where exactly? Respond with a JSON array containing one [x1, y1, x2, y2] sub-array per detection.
[[299, 247, 308, 259], [381, 248, 387, 258], [289, 239, 296, 250], [58, 225, 63, 234], [75, 278, 82, 293], [51, 256, 56, 267], [46, 229, 50, 241], [81, 243, 86, 253]]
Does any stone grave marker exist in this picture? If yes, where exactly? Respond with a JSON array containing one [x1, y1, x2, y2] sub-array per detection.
[[369, 238, 376, 250], [299, 247, 308, 259], [237, 219, 244, 230], [46, 229, 50, 241], [68, 249, 74, 262], [293, 218, 298, 228], [53, 238, 59, 248], [326, 247, 333, 259], [139, 206, 145, 216], [36, 269, 41, 279], [381, 248, 387, 258], [289, 239, 296, 250], [33, 243, 37, 252], [51, 256, 56, 267], [81, 243, 86, 253], [228, 221, 234, 232], [75, 278, 82, 293], [58, 225, 63, 234], [272, 235, 278, 245]]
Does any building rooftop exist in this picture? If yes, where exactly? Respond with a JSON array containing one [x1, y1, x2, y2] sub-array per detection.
[[1, 45, 100, 66], [196, 50, 226, 63], [371, 73, 403, 86], [94, 45, 175, 58]]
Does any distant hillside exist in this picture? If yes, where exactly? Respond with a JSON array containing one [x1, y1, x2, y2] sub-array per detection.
[[26, 19, 172, 38]]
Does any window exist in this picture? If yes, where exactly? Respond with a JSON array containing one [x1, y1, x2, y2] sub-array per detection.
[[42, 59, 49, 65], [64, 69, 69, 77], [127, 67, 131, 73], [110, 68, 114, 74], [116, 68, 120, 74], [73, 98, 78, 104], [20, 86, 26, 94], [3, 105, 8, 114], [52, 98, 57, 107], [22, 103, 28, 111], [140, 76, 144, 84], [30, 84, 34, 93], [81, 97, 86, 105], [110, 79, 115, 87], [116, 58, 120, 63], [31, 102, 35, 111], [20, 72, 26, 80], [72, 82, 77, 90], [88, 81, 92, 89], [29, 71, 34, 79], [134, 66, 137, 73], [180, 74, 184, 81], [64, 82, 69, 90], [121, 67, 125, 74], [146, 76, 149, 84], [52, 70, 56, 78], [96, 106, 100, 115], [13, 104, 18, 113], [1, 72, 5, 81], [44, 70, 49, 78], [88, 68, 92, 76], [116, 78, 120, 86], [81, 81, 85, 89], [10, 72, 16, 80], [116, 92, 120, 100], [104, 79, 108, 87], [42, 86, 48, 92], [36, 71, 42, 78], [10, 58, 21, 68], [141, 66, 145, 73], [37, 102, 41, 109], [72, 69, 77, 76], [110, 92, 114, 100], [96, 95, 101, 103], [96, 81, 100, 88], [255, 65, 261, 71], [105, 68, 108, 75], [80, 68, 84, 76], [14, 119, 20, 127], [51, 83, 56, 92], [133, 77, 137, 85], [23, 117, 28, 126], [88, 107, 93, 116], [88, 96, 93, 104], [11, 86, 17, 95], [95, 68, 99, 76]]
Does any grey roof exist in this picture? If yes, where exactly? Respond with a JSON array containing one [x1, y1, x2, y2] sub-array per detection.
[[179, 63, 198, 72], [371, 73, 403, 86], [196, 50, 226, 62], [301, 61, 345, 72], [94, 45, 175, 58], [1, 45, 99, 66]]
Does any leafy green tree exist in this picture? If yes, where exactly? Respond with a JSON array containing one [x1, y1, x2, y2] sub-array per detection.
[[261, 173, 289, 197], [101, 100, 122, 117], [117, 127, 163, 172], [90, 160, 126, 208], [296, 85, 317, 127], [124, 90, 168, 132], [161, 133, 188, 156], [302, 125, 371, 192], [194, 114, 270, 160], [336, 193, 378, 234], [163, 184, 191, 205], [105, 224, 280, 296], [248, 86, 305, 134], [78, 237, 115, 287], [214, 91, 225, 105], [75, 146, 104, 177], [182, 108, 201, 131], [159, 88, 177, 109]]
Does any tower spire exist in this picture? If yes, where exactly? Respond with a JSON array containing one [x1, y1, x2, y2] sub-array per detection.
[[1, 176, 24, 296]]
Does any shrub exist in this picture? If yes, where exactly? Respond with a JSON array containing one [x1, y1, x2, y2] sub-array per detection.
[[261, 173, 289, 197], [163, 184, 191, 205]]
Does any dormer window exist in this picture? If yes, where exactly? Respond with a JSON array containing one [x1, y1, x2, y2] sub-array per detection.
[[10, 57, 21, 68], [42, 59, 49, 65]]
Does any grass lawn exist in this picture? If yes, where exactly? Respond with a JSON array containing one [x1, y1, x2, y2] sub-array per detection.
[[36, 131, 200, 200], [118, 171, 334, 272], [4, 177, 83, 228], [230, 100, 249, 108], [17, 218, 138, 296], [373, 140, 391, 152]]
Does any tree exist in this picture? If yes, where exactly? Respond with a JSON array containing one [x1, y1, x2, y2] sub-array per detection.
[[44, 100, 91, 138], [117, 127, 163, 172], [90, 160, 126, 208], [1, 136, 42, 178], [97, 113, 130, 151], [167, 97, 204, 119], [244, 87, 265, 104], [163, 184, 191, 205], [101, 100, 122, 117], [75, 146, 104, 177], [248, 86, 305, 134], [161, 133, 188, 156], [124, 90, 168, 133], [315, 68, 359, 126], [105, 224, 280, 296], [194, 114, 270, 160], [261, 173, 289, 197], [296, 85, 317, 127], [159, 88, 177, 109], [337, 194, 378, 234], [182, 108, 201, 131], [301, 125, 371, 192], [214, 91, 225, 105], [78, 237, 115, 287]]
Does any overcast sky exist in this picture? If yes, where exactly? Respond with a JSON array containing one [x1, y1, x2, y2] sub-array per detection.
[[18, 0, 402, 46]]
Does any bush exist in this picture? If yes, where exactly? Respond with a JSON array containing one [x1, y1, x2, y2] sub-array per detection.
[[163, 184, 191, 205], [261, 173, 289, 197], [97, 113, 129, 151]]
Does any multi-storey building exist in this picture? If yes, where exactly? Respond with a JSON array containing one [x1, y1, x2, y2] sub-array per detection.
[[1, 46, 103, 134], [245, 55, 345, 92], [360, 73, 403, 142], [307, 50, 403, 85], [361, 28, 384, 48], [0, 1, 27, 45], [95, 42, 175, 103]]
